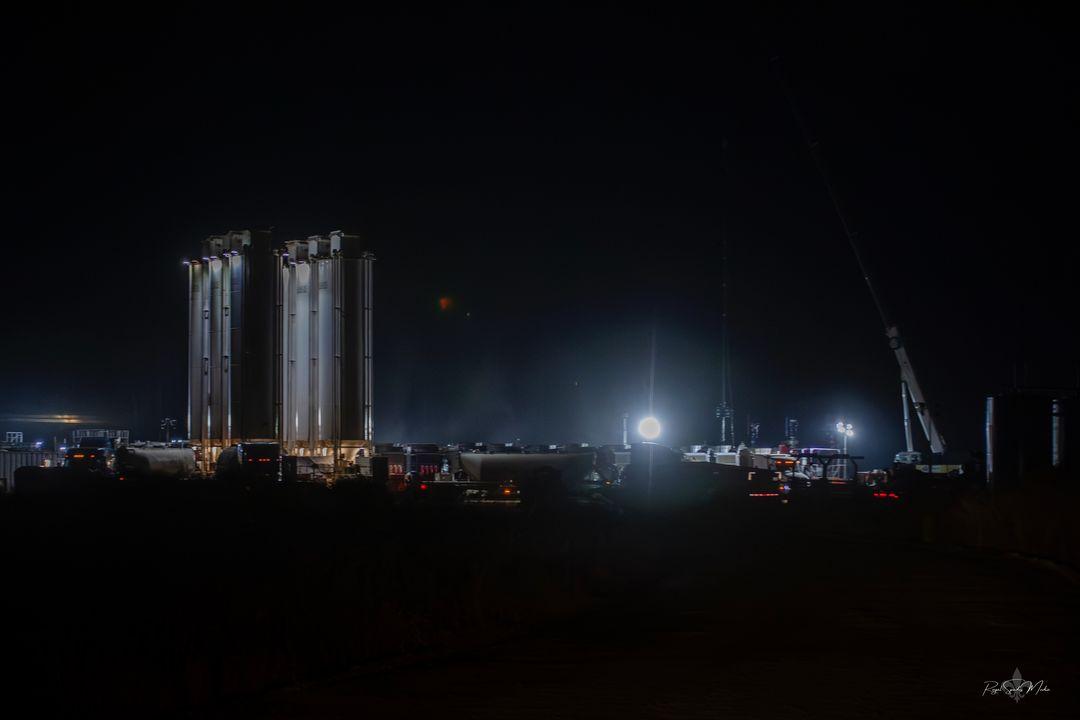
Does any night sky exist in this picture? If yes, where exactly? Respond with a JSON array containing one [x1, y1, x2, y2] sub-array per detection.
[[2, 5, 1075, 467]]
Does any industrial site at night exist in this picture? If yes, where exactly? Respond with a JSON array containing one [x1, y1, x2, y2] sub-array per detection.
[[1, 5, 1077, 718]]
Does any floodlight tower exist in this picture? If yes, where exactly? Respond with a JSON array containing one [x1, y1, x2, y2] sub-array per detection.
[[835, 421, 854, 478]]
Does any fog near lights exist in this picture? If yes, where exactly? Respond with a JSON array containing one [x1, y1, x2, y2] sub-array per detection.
[[638, 416, 661, 440]]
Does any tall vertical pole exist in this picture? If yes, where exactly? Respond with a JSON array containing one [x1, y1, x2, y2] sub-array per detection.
[[717, 137, 734, 448], [648, 317, 656, 416], [842, 432, 848, 480]]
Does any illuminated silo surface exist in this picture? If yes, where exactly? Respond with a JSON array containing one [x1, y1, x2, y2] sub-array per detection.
[[186, 229, 373, 465]]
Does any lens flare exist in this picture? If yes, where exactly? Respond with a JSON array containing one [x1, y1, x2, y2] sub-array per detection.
[[638, 416, 661, 440]]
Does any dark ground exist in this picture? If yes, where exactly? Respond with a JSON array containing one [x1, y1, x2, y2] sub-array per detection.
[[215, 503, 1080, 719], [2, 488, 1077, 718]]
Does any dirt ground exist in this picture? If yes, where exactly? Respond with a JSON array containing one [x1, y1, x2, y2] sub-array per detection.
[[211, 504, 1080, 719]]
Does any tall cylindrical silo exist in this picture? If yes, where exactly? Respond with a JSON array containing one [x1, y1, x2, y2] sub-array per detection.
[[332, 230, 374, 455], [208, 255, 224, 441], [187, 260, 206, 443], [188, 228, 372, 469], [238, 230, 278, 442]]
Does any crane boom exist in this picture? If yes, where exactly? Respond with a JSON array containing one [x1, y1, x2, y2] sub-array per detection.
[[888, 327, 946, 454], [773, 56, 947, 456]]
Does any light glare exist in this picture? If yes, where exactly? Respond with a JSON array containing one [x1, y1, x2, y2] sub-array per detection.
[[638, 416, 661, 440]]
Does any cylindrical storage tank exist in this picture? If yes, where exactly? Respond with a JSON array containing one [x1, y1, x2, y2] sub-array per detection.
[[208, 256, 224, 441], [1052, 398, 1063, 469], [985, 395, 998, 487], [238, 230, 279, 441], [317, 255, 334, 448], [188, 229, 374, 471], [335, 231, 374, 451], [1053, 396, 1080, 474], [294, 261, 312, 449], [221, 253, 236, 444], [187, 261, 206, 442], [458, 452, 595, 486], [1016, 393, 1052, 480], [200, 258, 212, 441], [986, 392, 1053, 491], [115, 447, 198, 479], [307, 257, 320, 451], [280, 260, 296, 451], [987, 394, 1024, 491]]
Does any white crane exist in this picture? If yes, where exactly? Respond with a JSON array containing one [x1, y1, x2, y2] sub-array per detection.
[[774, 57, 946, 463]]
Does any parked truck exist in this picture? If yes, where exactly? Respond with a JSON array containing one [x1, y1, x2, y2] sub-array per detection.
[[215, 442, 282, 485]]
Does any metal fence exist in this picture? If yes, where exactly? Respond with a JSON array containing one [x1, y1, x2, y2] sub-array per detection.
[[0, 451, 56, 493]]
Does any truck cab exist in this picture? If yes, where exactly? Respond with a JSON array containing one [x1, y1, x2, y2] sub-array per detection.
[[216, 442, 282, 484], [64, 444, 115, 475]]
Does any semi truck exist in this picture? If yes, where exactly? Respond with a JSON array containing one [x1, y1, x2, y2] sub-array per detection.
[[215, 442, 282, 485]]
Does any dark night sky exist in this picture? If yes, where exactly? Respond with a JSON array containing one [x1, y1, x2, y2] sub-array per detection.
[[1, 4, 1075, 466]]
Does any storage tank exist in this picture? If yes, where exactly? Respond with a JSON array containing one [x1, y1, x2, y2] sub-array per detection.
[[188, 229, 373, 472], [1052, 396, 1079, 473], [188, 230, 277, 455], [114, 447, 198, 479], [279, 231, 373, 460], [239, 230, 279, 442], [458, 452, 595, 487], [986, 392, 1053, 491]]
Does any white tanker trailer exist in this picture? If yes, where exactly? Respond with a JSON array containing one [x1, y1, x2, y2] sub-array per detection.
[[398, 449, 598, 504], [458, 451, 596, 496], [114, 446, 199, 480]]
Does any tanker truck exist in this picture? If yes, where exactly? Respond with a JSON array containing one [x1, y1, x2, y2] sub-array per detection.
[[114, 445, 199, 481], [14, 444, 199, 493], [457, 449, 598, 505]]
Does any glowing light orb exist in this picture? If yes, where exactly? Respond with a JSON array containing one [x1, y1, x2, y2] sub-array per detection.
[[638, 416, 662, 440]]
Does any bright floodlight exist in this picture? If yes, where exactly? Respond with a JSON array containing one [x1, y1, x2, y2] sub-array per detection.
[[638, 416, 662, 440]]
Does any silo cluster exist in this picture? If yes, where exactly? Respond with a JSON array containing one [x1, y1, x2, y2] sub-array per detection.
[[186, 230, 373, 468]]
